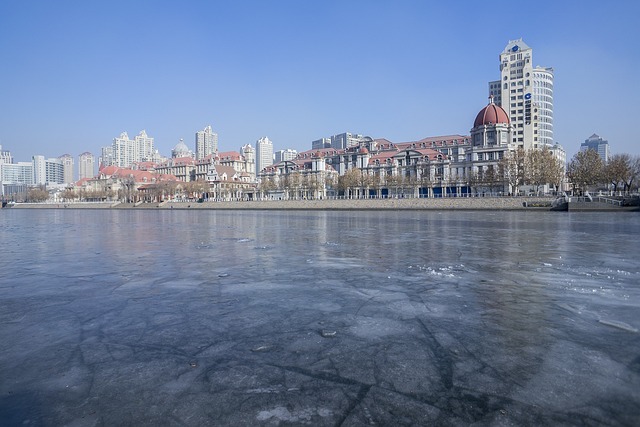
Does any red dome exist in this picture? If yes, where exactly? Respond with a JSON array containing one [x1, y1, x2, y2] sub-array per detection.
[[474, 99, 510, 127]]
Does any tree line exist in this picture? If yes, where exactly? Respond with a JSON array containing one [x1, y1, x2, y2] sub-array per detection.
[[567, 150, 640, 194]]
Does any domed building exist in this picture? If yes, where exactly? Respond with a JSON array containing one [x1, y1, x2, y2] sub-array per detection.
[[467, 96, 514, 194], [471, 96, 512, 147], [171, 139, 193, 159]]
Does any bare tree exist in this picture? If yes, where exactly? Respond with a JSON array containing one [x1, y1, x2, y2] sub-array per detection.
[[525, 149, 562, 195], [567, 150, 604, 194], [338, 168, 361, 198], [499, 147, 526, 195], [61, 189, 77, 202], [27, 187, 49, 203], [626, 155, 640, 193], [605, 154, 632, 194]]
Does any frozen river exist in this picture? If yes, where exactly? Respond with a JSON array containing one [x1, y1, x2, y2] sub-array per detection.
[[1, 209, 639, 426]]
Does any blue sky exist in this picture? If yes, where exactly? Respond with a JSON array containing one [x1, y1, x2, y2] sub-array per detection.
[[1, 0, 638, 163]]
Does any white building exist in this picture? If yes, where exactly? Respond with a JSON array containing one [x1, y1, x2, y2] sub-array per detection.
[[256, 136, 273, 176], [79, 152, 95, 180], [32, 155, 65, 185], [488, 39, 553, 151], [580, 134, 609, 163], [331, 132, 364, 149], [274, 149, 298, 163], [241, 144, 256, 181], [1, 162, 33, 184], [59, 154, 74, 184], [195, 125, 218, 160], [104, 130, 157, 168], [0, 145, 12, 164]]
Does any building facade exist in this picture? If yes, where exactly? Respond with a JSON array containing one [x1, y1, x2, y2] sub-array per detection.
[[79, 152, 95, 180], [0, 145, 12, 164], [580, 133, 609, 162], [195, 125, 218, 160], [274, 149, 298, 163], [32, 155, 65, 185], [103, 130, 158, 168], [255, 136, 273, 176], [59, 154, 74, 184], [488, 39, 553, 151]]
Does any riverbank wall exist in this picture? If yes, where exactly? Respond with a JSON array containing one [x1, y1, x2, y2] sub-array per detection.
[[7, 197, 553, 210]]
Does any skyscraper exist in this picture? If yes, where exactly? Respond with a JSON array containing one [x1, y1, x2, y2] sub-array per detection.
[[580, 134, 609, 162], [59, 154, 74, 184], [255, 137, 273, 175], [488, 39, 554, 150], [79, 152, 95, 180], [107, 130, 156, 167], [196, 125, 218, 160]]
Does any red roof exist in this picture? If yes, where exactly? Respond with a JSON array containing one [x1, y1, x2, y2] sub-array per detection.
[[474, 100, 510, 127]]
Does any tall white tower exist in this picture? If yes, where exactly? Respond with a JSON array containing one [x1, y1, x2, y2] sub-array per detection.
[[488, 39, 553, 151], [255, 136, 273, 176], [196, 125, 218, 160]]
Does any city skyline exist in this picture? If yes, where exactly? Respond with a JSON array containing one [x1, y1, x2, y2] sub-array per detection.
[[1, 1, 638, 163]]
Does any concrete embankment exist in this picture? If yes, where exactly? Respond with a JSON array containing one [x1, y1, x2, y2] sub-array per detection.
[[157, 197, 552, 210], [6, 197, 553, 210]]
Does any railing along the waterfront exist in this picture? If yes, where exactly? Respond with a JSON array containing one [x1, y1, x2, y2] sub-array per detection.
[[571, 196, 623, 206]]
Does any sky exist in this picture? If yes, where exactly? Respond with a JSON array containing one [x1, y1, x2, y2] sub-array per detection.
[[1, 0, 639, 164]]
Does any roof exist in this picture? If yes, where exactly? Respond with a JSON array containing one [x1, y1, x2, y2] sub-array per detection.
[[473, 99, 510, 127]]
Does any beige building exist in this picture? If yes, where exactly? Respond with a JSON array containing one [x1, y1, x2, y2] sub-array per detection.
[[488, 39, 553, 151]]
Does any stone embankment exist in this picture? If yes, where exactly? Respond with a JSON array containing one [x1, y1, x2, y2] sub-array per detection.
[[155, 197, 552, 210], [6, 197, 553, 210]]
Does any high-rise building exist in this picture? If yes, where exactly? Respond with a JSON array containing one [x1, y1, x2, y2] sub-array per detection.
[[0, 145, 13, 164], [312, 138, 331, 150], [255, 137, 273, 175], [580, 134, 609, 162], [135, 130, 155, 162], [32, 155, 65, 185], [79, 152, 95, 180], [488, 39, 553, 151], [100, 146, 113, 168], [106, 130, 156, 167], [274, 149, 298, 163], [59, 154, 74, 184], [196, 125, 218, 160]]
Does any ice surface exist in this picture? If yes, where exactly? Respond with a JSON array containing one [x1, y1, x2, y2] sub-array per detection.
[[0, 209, 639, 426]]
